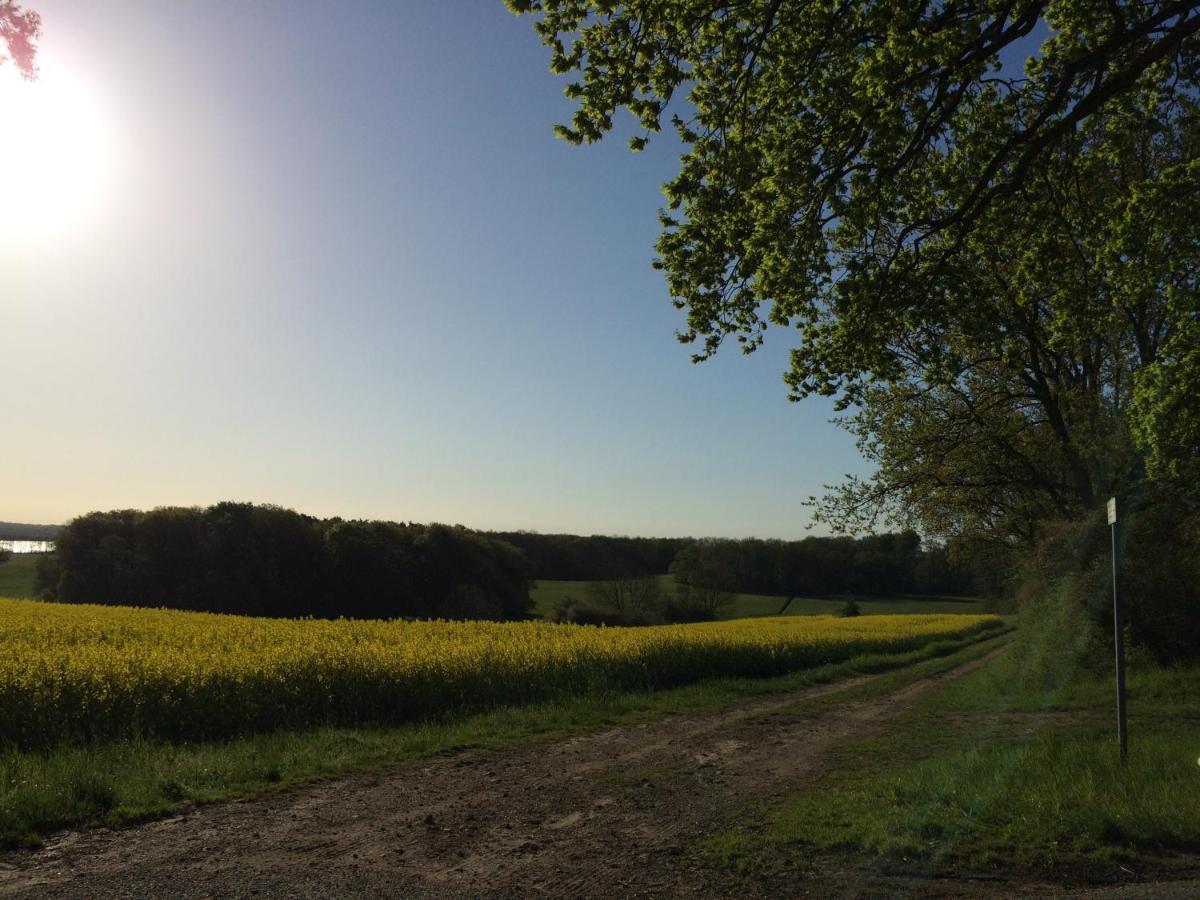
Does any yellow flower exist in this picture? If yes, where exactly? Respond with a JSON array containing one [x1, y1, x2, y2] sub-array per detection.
[[0, 597, 1001, 750]]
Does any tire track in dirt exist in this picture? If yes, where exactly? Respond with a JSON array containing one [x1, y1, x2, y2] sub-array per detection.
[[0, 644, 1005, 899]]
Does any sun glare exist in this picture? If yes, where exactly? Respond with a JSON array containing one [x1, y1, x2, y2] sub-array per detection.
[[0, 56, 113, 242]]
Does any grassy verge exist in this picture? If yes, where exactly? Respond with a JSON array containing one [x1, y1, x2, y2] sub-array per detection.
[[705, 608, 1200, 872], [0, 554, 41, 600], [531, 576, 987, 619], [0, 627, 1008, 849]]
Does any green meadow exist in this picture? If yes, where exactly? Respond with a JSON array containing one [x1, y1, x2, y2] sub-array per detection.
[[530, 575, 985, 620], [704, 602, 1200, 874], [0, 553, 42, 600]]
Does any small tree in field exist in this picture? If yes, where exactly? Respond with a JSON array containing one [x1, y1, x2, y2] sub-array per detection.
[[586, 576, 663, 621], [669, 579, 734, 621], [668, 542, 735, 620]]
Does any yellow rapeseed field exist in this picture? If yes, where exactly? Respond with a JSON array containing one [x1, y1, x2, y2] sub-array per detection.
[[0, 597, 1002, 749]]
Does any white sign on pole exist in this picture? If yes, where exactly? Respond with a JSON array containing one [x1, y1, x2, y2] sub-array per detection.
[[1107, 497, 1117, 525]]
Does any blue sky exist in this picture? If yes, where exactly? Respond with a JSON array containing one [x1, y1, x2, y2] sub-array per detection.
[[2, 1, 870, 537]]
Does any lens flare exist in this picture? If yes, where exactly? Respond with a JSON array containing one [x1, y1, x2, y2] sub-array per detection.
[[0, 56, 114, 242]]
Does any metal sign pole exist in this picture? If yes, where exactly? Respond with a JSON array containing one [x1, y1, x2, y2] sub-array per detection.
[[1108, 497, 1127, 762]]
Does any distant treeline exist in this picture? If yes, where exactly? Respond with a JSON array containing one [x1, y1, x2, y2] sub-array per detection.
[[0, 521, 61, 541], [33, 504, 982, 622], [36, 504, 533, 620], [492, 530, 979, 597], [489, 532, 689, 581], [667, 533, 978, 598]]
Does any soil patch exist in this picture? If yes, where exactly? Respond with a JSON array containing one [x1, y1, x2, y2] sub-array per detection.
[[3, 646, 1191, 898]]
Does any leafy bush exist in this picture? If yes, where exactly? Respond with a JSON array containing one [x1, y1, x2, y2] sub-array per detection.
[[660, 596, 718, 623], [1119, 486, 1200, 663], [1016, 483, 1200, 664]]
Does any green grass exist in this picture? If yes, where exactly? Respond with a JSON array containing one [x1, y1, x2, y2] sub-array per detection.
[[530, 575, 985, 620], [705, 607, 1200, 872], [774, 593, 984, 617], [0, 628, 1006, 849], [0, 563, 980, 617], [528, 578, 604, 615], [0, 554, 42, 600]]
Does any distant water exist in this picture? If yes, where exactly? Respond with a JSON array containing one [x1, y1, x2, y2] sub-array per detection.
[[0, 540, 54, 554]]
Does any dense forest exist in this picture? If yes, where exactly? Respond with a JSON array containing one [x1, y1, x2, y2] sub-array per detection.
[[496, 530, 981, 597], [489, 532, 688, 581], [37, 504, 534, 621], [33, 506, 984, 622], [665, 533, 979, 599]]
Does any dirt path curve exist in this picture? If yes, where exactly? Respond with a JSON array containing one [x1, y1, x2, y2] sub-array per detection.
[[1, 648, 1009, 899]]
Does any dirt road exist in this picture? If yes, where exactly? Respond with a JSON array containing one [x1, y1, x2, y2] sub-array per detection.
[[1, 646, 1184, 898]]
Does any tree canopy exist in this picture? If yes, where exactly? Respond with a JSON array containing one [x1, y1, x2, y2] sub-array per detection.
[[0, 1, 39, 77], [38, 504, 536, 621], [813, 100, 1199, 542], [511, 0, 1200, 546], [508, 1, 1197, 388]]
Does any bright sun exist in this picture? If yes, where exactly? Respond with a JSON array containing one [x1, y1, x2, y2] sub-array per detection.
[[0, 57, 113, 242]]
